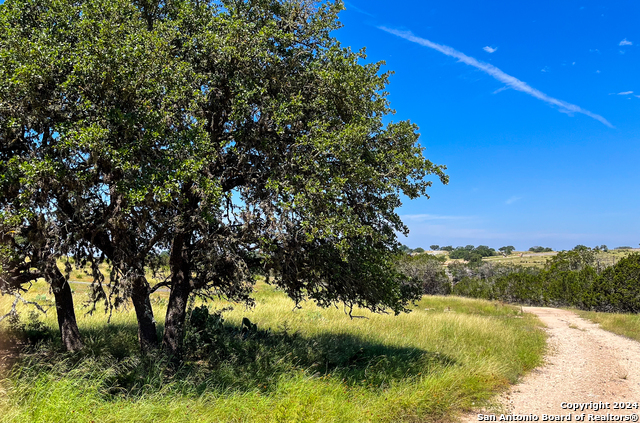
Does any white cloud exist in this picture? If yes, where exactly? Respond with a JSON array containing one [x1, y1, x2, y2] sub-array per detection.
[[343, 1, 375, 17], [618, 91, 633, 95], [493, 86, 509, 94], [483, 46, 497, 53], [619, 38, 633, 46], [505, 196, 522, 205], [378, 26, 614, 128], [541, 66, 550, 73]]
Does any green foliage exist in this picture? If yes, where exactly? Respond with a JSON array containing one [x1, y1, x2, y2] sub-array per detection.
[[398, 244, 412, 253], [528, 246, 553, 253], [396, 253, 450, 295], [451, 263, 542, 304], [588, 253, 640, 313], [451, 252, 640, 313], [448, 245, 496, 264], [498, 246, 515, 255], [183, 305, 228, 360], [429, 245, 440, 251], [546, 247, 596, 271], [413, 247, 425, 253], [0, 0, 448, 336], [5, 310, 53, 345]]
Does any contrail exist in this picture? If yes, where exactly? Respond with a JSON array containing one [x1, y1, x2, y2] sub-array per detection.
[[379, 27, 613, 128]]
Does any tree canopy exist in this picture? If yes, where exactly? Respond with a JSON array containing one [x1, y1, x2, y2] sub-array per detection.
[[0, 0, 447, 355]]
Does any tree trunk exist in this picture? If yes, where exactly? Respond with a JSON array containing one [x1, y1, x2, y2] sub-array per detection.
[[130, 275, 159, 351], [162, 276, 191, 357], [45, 261, 83, 352], [162, 233, 191, 357]]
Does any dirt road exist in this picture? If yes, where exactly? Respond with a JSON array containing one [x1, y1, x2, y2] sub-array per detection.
[[462, 307, 640, 422]]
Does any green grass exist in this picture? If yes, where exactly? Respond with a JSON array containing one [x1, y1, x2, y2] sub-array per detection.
[[0, 281, 546, 423], [572, 309, 640, 342]]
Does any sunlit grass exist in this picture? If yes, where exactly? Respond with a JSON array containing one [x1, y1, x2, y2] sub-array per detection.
[[572, 309, 640, 342], [0, 281, 545, 423]]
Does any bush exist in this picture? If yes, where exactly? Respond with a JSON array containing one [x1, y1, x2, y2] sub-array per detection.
[[544, 266, 598, 308], [5, 310, 52, 346], [447, 253, 640, 314], [183, 305, 229, 360], [397, 254, 450, 295], [588, 253, 640, 313], [528, 246, 553, 253]]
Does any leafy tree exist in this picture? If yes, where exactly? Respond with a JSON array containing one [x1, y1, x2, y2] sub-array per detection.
[[499, 246, 515, 255], [0, 0, 198, 350], [399, 244, 412, 253], [429, 245, 440, 251], [449, 245, 495, 262], [0, 0, 448, 356], [413, 247, 425, 254], [441, 246, 454, 252], [529, 246, 553, 253], [474, 245, 496, 257], [545, 248, 595, 272]]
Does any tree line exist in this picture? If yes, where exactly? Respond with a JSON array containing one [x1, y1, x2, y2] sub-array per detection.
[[397, 246, 640, 314]]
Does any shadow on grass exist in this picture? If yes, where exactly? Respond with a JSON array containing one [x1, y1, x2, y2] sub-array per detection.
[[3, 312, 457, 400]]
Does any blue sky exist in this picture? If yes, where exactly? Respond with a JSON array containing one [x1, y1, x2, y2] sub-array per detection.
[[336, 0, 640, 251]]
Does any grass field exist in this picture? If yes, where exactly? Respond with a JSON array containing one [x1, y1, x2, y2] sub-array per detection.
[[439, 248, 639, 268], [0, 280, 546, 423], [572, 309, 640, 343]]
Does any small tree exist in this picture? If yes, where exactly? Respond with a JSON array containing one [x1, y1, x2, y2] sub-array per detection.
[[499, 246, 515, 255], [429, 245, 440, 251]]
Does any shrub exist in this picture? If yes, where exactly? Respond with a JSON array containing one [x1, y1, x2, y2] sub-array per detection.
[[588, 253, 640, 313], [528, 246, 553, 253], [397, 253, 450, 295], [183, 305, 229, 360]]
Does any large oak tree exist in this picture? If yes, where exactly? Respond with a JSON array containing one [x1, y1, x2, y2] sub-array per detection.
[[0, 0, 448, 356]]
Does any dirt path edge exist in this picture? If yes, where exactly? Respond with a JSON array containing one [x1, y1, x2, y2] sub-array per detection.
[[460, 307, 640, 422]]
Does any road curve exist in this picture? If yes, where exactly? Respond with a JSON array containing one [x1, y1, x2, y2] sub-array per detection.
[[461, 307, 640, 421]]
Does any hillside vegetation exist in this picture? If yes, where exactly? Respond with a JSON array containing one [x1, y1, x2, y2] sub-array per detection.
[[400, 246, 640, 314]]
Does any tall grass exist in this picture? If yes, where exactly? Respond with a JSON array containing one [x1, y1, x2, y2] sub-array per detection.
[[0, 281, 545, 422], [572, 309, 640, 342]]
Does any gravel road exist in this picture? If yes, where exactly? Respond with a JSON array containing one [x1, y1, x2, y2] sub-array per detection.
[[461, 307, 640, 422]]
